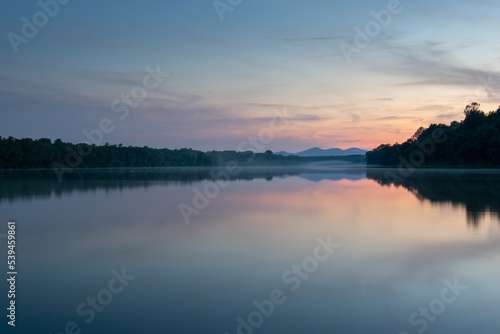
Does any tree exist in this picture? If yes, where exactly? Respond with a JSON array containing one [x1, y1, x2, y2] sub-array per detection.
[[464, 102, 481, 117], [367, 104, 500, 166]]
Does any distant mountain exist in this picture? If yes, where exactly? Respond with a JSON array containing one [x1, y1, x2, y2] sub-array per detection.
[[276, 147, 367, 157]]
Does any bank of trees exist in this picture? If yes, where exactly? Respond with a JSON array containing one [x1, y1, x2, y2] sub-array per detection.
[[0, 137, 349, 169], [0, 138, 211, 169], [366, 103, 500, 166]]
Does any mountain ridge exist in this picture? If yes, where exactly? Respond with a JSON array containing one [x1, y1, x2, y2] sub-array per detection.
[[276, 147, 367, 157]]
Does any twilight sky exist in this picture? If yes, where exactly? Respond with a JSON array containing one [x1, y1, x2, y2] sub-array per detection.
[[1, 0, 500, 152]]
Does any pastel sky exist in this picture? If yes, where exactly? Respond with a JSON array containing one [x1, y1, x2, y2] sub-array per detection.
[[1, 0, 500, 152]]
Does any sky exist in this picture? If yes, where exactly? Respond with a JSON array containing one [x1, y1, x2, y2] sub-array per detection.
[[1, 0, 500, 152]]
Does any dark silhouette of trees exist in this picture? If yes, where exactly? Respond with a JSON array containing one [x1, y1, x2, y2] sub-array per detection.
[[367, 103, 500, 166], [0, 137, 365, 169]]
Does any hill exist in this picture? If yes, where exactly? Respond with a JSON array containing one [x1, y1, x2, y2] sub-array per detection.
[[276, 147, 367, 157], [366, 103, 500, 166], [0, 137, 365, 176]]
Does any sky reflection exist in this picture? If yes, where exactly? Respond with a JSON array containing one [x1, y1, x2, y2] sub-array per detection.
[[0, 168, 499, 333]]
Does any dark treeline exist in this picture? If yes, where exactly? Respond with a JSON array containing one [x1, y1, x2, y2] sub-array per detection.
[[367, 103, 500, 166], [0, 136, 365, 169]]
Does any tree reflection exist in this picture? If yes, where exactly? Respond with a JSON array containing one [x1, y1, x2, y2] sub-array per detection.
[[0, 166, 364, 204], [367, 168, 500, 227]]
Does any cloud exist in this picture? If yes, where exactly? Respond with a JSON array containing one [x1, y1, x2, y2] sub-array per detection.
[[284, 36, 346, 42], [241, 102, 340, 112], [66, 35, 133, 50], [366, 40, 500, 94], [467, 0, 500, 8], [341, 110, 360, 122], [284, 41, 430, 63], [253, 114, 330, 122], [436, 113, 461, 119], [377, 116, 415, 120]]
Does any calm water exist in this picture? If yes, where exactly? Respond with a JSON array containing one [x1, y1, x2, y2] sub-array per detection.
[[1, 167, 499, 334]]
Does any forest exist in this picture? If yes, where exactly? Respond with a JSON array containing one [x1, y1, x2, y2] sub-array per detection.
[[366, 103, 500, 166], [6, 102, 497, 170], [0, 137, 364, 169]]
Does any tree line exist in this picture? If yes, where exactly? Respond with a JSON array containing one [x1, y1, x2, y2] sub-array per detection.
[[0, 137, 365, 169], [366, 103, 500, 166]]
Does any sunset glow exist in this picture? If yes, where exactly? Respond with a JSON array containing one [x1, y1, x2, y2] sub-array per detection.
[[2, 0, 500, 151]]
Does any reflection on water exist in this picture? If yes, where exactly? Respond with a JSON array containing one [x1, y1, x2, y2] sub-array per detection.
[[0, 166, 499, 334], [367, 168, 500, 226], [3, 167, 497, 228], [0, 166, 365, 203]]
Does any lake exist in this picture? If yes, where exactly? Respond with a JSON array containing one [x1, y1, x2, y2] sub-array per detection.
[[1, 166, 499, 334]]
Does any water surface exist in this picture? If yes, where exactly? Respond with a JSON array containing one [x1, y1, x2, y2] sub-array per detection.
[[0, 167, 499, 334]]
